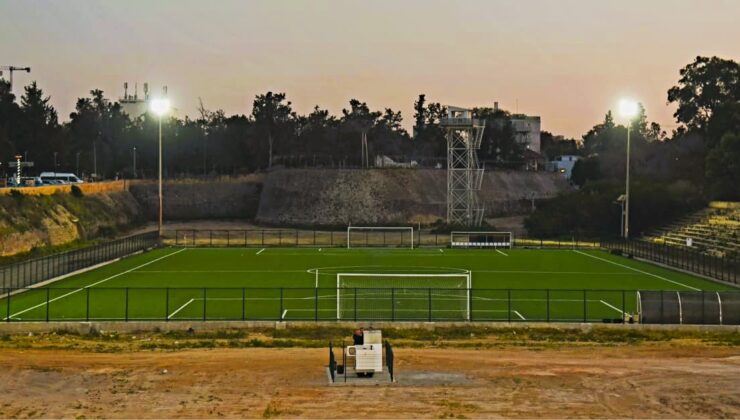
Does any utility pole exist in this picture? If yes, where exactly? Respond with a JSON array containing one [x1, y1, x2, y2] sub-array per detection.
[[132, 146, 137, 179], [0, 66, 31, 93]]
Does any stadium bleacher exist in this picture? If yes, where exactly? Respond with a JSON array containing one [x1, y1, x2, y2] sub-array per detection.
[[643, 202, 740, 258]]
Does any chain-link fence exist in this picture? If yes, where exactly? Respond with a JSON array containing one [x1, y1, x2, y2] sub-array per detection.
[[0, 231, 159, 290]]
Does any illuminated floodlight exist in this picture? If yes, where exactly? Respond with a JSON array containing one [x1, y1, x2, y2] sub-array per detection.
[[618, 99, 639, 119], [150, 98, 171, 116]]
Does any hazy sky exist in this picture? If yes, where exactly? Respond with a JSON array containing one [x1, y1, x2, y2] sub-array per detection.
[[1, 0, 738, 138]]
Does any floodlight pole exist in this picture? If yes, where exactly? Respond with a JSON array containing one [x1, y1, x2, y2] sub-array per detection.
[[158, 115, 164, 237], [624, 125, 631, 239]]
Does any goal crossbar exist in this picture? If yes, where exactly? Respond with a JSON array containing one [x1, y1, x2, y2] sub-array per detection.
[[346, 226, 415, 249]]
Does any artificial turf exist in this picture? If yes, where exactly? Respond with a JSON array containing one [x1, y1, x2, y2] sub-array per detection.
[[1, 246, 735, 323]]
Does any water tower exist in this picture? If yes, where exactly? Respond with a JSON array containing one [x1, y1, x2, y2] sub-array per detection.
[[441, 106, 485, 226]]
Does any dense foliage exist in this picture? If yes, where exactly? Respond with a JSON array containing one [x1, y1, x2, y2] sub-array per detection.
[[526, 56, 740, 237]]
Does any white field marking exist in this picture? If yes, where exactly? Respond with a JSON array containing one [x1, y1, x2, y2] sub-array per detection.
[[135, 270, 308, 273], [513, 310, 526, 320], [599, 300, 624, 315], [573, 250, 700, 291], [281, 309, 288, 320], [319, 248, 322, 252], [495, 249, 509, 257], [168, 298, 195, 319], [3, 248, 187, 321], [439, 249, 444, 253], [256, 248, 266, 255]]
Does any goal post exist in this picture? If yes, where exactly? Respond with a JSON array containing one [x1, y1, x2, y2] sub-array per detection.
[[450, 231, 512, 249], [346, 226, 415, 249], [336, 272, 471, 320]]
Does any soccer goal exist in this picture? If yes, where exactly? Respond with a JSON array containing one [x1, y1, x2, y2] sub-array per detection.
[[346, 226, 415, 249], [450, 231, 512, 249], [336, 272, 471, 320]]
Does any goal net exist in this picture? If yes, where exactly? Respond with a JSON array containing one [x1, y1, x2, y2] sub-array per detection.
[[450, 231, 512, 249], [347, 226, 415, 249], [336, 272, 471, 320]]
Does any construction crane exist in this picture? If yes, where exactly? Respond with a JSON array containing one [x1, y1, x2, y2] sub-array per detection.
[[0, 66, 31, 92]]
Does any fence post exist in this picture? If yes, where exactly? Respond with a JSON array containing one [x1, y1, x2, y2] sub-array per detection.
[[86, 287, 90, 321], [507, 289, 512, 322], [546, 289, 550, 322], [621, 290, 626, 324], [125, 288, 129, 322], [280, 288, 284, 321], [582, 289, 587, 322], [203, 288, 207, 321], [354, 288, 357, 322], [315, 288, 318, 321], [242, 288, 246, 321], [6, 289, 10, 322], [468, 288, 473, 322], [165, 288, 169, 321], [391, 288, 395, 321], [428, 288, 432, 322], [46, 288, 50, 322]]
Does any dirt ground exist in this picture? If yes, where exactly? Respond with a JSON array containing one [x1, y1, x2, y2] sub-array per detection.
[[0, 345, 738, 418]]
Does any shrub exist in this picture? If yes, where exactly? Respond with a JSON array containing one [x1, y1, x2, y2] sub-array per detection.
[[70, 185, 84, 197]]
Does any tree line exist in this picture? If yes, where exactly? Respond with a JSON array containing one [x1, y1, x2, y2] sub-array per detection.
[[0, 82, 542, 179], [526, 56, 740, 237]]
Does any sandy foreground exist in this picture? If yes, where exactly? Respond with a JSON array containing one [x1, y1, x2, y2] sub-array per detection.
[[0, 345, 738, 418]]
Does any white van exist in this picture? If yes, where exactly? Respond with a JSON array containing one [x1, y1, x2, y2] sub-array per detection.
[[39, 172, 84, 184]]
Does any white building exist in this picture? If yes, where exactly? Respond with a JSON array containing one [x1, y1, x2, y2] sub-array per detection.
[[546, 155, 581, 179], [511, 115, 541, 154]]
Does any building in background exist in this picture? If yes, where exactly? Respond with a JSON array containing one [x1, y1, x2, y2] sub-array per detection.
[[546, 154, 581, 179], [511, 114, 541, 154], [119, 82, 150, 118]]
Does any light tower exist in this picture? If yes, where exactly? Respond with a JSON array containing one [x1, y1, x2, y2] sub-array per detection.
[[441, 106, 485, 227]]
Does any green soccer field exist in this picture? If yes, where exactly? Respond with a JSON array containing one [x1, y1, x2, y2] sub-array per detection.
[[1, 247, 736, 323]]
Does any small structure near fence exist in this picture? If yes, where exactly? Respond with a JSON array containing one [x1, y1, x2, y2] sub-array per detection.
[[327, 329, 395, 385]]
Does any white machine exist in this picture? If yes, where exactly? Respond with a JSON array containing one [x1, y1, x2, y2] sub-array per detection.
[[346, 330, 384, 375]]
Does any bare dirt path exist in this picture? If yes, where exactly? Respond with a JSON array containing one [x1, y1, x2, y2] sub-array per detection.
[[0, 345, 738, 418]]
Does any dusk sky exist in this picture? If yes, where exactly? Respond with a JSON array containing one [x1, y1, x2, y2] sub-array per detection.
[[1, 0, 739, 138]]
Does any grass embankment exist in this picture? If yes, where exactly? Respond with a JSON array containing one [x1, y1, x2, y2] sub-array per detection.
[[0, 325, 737, 353]]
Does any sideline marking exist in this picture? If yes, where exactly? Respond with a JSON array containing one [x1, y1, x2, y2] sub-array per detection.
[[513, 310, 526, 320], [4, 248, 187, 320], [573, 250, 700, 291], [495, 249, 509, 257], [599, 300, 624, 315], [168, 298, 195, 319], [256, 248, 265, 255]]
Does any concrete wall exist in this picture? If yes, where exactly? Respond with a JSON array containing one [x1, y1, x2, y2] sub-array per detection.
[[0, 180, 127, 196]]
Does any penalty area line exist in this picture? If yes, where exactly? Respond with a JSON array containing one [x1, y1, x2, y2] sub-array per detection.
[[513, 310, 526, 320], [573, 250, 700, 291], [496, 249, 509, 257], [256, 248, 266, 255]]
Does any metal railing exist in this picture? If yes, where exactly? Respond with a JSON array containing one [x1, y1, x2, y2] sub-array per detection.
[[385, 341, 394, 382], [1, 287, 646, 323], [602, 238, 738, 285], [164, 229, 601, 249], [0, 231, 159, 290]]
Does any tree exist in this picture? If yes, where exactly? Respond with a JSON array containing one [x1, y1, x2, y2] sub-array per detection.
[[705, 132, 740, 200], [667, 56, 740, 131], [251, 92, 294, 169], [16, 82, 60, 170]]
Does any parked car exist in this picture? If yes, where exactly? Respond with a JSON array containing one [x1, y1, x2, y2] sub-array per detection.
[[39, 172, 84, 184]]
